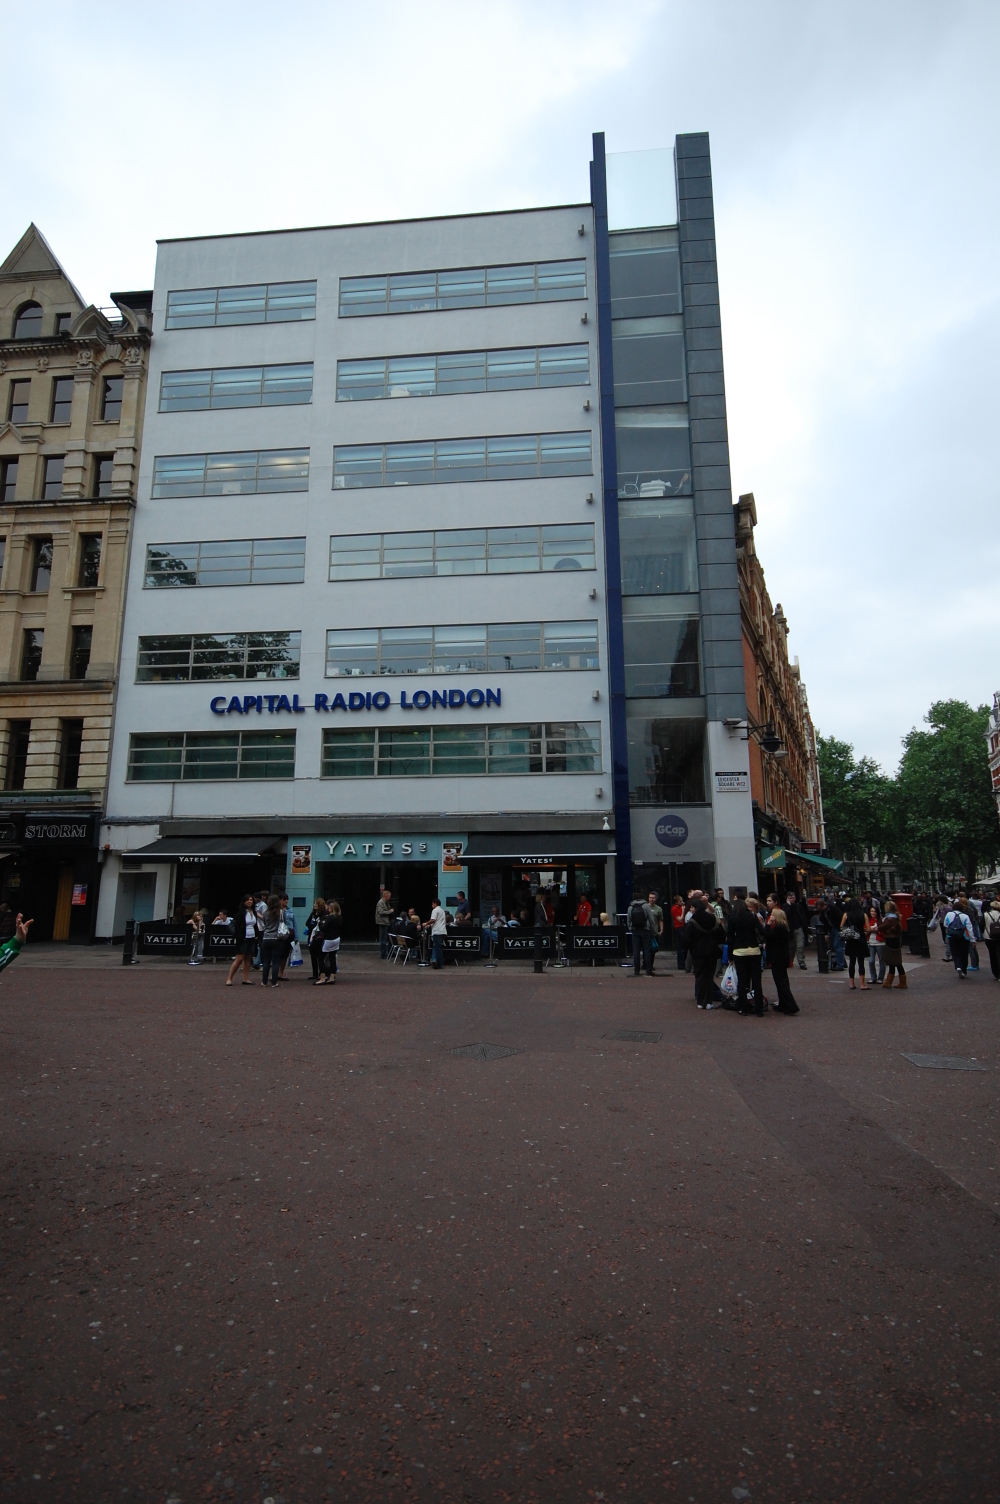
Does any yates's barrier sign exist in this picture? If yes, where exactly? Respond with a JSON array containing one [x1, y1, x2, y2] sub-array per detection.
[[211, 687, 502, 716]]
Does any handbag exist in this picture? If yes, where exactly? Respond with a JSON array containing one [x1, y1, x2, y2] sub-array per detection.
[[720, 962, 738, 999], [289, 940, 303, 966], [277, 921, 289, 937]]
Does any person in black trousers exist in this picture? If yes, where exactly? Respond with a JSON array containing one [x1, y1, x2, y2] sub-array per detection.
[[765, 908, 800, 1014], [306, 898, 327, 981], [685, 899, 722, 1008], [727, 897, 766, 1016]]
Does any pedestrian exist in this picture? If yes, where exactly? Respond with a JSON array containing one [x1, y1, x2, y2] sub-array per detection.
[[276, 893, 296, 980], [375, 889, 395, 958], [765, 907, 800, 1014], [575, 892, 593, 927], [628, 893, 656, 978], [671, 894, 687, 970], [880, 900, 907, 988], [0, 912, 32, 973], [928, 895, 953, 962], [226, 894, 260, 986], [727, 897, 766, 1016], [685, 897, 721, 1008], [305, 899, 327, 980], [812, 898, 831, 973], [828, 894, 847, 970], [982, 896, 1000, 981], [257, 894, 283, 988], [962, 894, 982, 972], [315, 899, 342, 984], [784, 891, 809, 970], [187, 907, 206, 966], [944, 902, 975, 978], [866, 901, 885, 985], [840, 898, 870, 989], [646, 891, 664, 973], [426, 896, 448, 970]]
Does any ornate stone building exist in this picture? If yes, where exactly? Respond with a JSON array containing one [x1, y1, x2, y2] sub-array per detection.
[[0, 225, 150, 938], [734, 493, 825, 892]]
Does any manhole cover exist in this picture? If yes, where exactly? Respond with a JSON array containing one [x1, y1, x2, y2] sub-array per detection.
[[603, 1029, 662, 1043], [449, 1043, 524, 1061], [901, 1053, 986, 1071]]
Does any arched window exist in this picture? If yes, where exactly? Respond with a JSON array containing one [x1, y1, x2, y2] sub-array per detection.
[[14, 302, 43, 339]]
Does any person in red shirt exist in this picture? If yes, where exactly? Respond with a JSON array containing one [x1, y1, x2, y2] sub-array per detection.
[[671, 894, 687, 970], [575, 895, 592, 927]]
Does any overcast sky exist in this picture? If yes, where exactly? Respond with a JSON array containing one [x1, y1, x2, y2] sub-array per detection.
[[4, 0, 997, 772]]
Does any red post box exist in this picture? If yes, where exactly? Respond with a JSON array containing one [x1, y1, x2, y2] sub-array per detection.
[[890, 892, 914, 922]]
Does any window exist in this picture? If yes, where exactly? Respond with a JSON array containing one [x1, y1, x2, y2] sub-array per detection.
[[55, 313, 73, 335], [321, 722, 601, 777], [626, 717, 706, 804], [136, 630, 301, 682], [328, 523, 595, 581], [127, 731, 296, 781], [100, 377, 124, 421], [50, 377, 74, 423], [8, 381, 30, 424], [0, 458, 17, 502], [5, 721, 30, 790], [619, 498, 697, 595], [30, 537, 53, 591], [0, 538, 6, 583], [159, 363, 313, 413], [20, 628, 44, 681], [333, 431, 591, 490], [78, 534, 102, 587], [609, 230, 681, 318], [612, 318, 686, 406], [59, 720, 84, 789], [616, 408, 690, 497], [339, 260, 586, 316], [151, 448, 309, 498], [623, 614, 700, 698], [165, 281, 316, 329], [42, 456, 64, 500], [94, 455, 114, 497], [336, 344, 589, 402], [144, 537, 306, 589], [14, 303, 43, 339], [70, 625, 93, 680], [325, 621, 598, 677]]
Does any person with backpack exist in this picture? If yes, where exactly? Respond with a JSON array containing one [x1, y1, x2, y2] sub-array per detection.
[[628, 894, 657, 978], [684, 897, 722, 1008], [879, 900, 907, 988], [945, 899, 976, 978], [982, 896, 1000, 981]]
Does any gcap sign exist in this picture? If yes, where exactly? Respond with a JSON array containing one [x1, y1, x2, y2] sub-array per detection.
[[655, 814, 689, 849]]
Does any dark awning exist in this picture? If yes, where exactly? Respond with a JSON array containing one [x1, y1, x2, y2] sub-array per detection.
[[461, 831, 615, 862], [121, 836, 280, 865]]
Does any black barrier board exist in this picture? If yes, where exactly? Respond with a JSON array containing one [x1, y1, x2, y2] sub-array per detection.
[[207, 929, 238, 955], [137, 924, 191, 956], [498, 930, 553, 955], [439, 934, 481, 953], [571, 927, 624, 954]]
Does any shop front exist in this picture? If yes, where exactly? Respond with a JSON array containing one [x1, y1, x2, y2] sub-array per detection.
[[118, 835, 287, 934], [460, 831, 617, 926], [284, 834, 470, 942], [0, 806, 102, 942]]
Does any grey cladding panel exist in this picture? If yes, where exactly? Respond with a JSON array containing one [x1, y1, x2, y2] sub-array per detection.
[[687, 350, 724, 375], [688, 394, 727, 420], [695, 510, 737, 540], [690, 418, 729, 444], [701, 637, 745, 669], [688, 372, 726, 398], [684, 320, 723, 345]]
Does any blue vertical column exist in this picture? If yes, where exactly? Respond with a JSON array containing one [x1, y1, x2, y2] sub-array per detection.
[[590, 131, 632, 906]]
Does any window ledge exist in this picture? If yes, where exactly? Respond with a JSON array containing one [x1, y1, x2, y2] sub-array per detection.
[[64, 587, 105, 599]]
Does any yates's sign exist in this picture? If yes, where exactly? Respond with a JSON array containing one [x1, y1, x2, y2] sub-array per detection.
[[211, 687, 501, 716]]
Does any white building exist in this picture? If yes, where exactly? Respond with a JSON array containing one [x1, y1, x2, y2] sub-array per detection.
[[97, 133, 756, 941]]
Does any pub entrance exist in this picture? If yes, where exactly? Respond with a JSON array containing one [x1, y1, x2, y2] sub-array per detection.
[[317, 861, 438, 942]]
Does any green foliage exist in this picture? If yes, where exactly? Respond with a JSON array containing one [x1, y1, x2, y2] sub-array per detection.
[[894, 700, 1000, 888], [816, 736, 893, 861]]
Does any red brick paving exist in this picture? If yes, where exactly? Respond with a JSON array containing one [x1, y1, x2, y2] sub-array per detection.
[[1, 942, 997, 1502]]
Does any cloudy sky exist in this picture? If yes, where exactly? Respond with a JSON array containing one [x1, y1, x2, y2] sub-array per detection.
[[4, 0, 996, 771]]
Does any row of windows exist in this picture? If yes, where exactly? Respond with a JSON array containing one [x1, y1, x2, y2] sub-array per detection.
[[5, 303, 74, 341], [125, 721, 602, 782], [7, 375, 123, 425], [332, 432, 591, 489], [151, 449, 308, 498], [165, 281, 317, 329], [339, 260, 586, 317], [0, 533, 102, 593], [159, 363, 312, 412], [17, 626, 93, 682], [1, 455, 115, 503], [133, 621, 600, 682], [335, 343, 588, 402], [5, 717, 84, 791]]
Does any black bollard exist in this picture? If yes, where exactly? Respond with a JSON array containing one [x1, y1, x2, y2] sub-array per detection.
[[122, 919, 136, 965]]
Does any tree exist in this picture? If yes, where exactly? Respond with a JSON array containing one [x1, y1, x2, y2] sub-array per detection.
[[894, 700, 1000, 889], [816, 736, 893, 861]]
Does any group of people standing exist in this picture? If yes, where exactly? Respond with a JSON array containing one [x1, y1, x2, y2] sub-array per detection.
[[221, 891, 341, 988], [927, 891, 1000, 980]]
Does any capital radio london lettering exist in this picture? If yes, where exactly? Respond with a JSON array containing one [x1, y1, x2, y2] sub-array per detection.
[[210, 687, 501, 716]]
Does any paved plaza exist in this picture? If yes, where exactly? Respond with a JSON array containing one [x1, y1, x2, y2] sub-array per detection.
[[1, 937, 997, 1503]]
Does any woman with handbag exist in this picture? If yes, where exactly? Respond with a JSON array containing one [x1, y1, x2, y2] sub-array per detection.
[[276, 892, 297, 981], [258, 894, 284, 988], [765, 907, 800, 1013], [316, 900, 342, 985], [226, 894, 261, 987], [840, 898, 870, 989], [726, 897, 766, 1016], [305, 899, 327, 981], [880, 900, 907, 988]]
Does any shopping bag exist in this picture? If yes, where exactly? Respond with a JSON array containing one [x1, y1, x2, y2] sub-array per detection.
[[289, 940, 303, 967], [720, 963, 738, 1000]]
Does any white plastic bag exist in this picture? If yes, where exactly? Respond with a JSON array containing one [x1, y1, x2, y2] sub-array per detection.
[[289, 940, 303, 967], [720, 962, 738, 1000]]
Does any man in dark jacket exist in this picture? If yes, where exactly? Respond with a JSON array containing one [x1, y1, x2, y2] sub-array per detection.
[[685, 899, 722, 1009], [784, 893, 809, 970]]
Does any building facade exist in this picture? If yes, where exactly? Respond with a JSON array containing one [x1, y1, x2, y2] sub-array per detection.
[[0, 226, 150, 938], [988, 692, 1000, 827], [734, 492, 826, 892], [96, 133, 757, 940]]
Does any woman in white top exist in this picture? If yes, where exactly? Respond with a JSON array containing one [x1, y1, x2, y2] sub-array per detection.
[[226, 895, 260, 987]]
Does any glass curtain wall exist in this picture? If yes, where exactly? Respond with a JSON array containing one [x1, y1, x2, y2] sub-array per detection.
[[609, 226, 706, 806]]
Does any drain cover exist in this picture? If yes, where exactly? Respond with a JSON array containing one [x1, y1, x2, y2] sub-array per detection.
[[450, 1043, 524, 1061], [902, 1053, 986, 1071], [603, 1029, 663, 1043]]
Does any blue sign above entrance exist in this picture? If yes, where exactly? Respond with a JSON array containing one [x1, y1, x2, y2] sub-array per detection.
[[210, 687, 502, 715]]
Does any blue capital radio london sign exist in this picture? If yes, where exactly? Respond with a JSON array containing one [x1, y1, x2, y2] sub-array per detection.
[[210, 687, 502, 716]]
